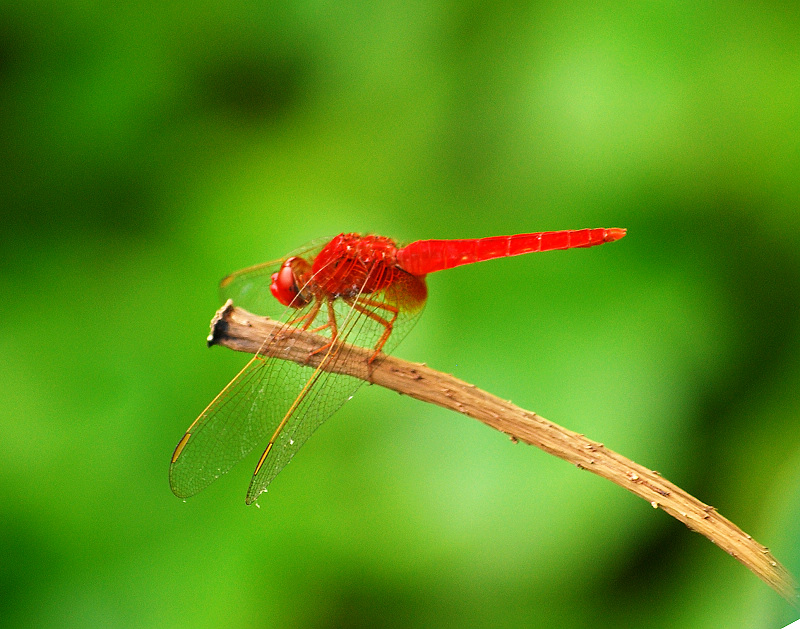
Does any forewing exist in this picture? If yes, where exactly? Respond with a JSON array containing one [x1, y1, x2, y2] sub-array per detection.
[[219, 238, 332, 316], [218, 258, 284, 317], [244, 268, 428, 504], [169, 300, 326, 498]]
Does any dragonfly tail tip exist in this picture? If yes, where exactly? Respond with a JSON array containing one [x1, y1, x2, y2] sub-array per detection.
[[606, 228, 627, 242]]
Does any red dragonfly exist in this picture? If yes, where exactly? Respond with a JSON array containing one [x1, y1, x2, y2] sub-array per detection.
[[170, 228, 626, 503]]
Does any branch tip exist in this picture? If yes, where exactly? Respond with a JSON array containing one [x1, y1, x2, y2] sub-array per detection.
[[207, 299, 235, 347]]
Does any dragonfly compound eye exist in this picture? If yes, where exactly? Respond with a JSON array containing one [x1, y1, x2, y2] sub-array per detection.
[[270, 257, 312, 307]]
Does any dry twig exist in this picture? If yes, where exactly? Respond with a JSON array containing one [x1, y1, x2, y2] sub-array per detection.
[[207, 301, 798, 604]]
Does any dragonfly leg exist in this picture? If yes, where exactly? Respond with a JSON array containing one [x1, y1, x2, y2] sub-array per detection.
[[285, 299, 338, 365], [309, 299, 338, 336], [288, 299, 322, 329], [345, 296, 399, 363], [307, 299, 340, 360]]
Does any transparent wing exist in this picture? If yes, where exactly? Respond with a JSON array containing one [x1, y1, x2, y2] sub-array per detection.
[[170, 262, 427, 503], [169, 297, 325, 498], [219, 238, 332, 316], [244, 271, 427, 504]]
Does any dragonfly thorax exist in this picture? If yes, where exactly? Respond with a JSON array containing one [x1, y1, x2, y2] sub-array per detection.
[[310, 233, 401, 299]]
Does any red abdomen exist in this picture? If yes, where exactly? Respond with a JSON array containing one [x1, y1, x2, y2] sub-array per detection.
[[396, 228, 626, 276]]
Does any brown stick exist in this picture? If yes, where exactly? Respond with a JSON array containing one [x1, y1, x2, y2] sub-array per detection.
[[208, 301, 798, 604]]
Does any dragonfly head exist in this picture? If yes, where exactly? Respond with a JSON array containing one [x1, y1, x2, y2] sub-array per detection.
[[270, 257, 313, 307]]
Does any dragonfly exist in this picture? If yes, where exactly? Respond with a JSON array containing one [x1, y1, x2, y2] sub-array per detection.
[[170, 228, 626, 504]]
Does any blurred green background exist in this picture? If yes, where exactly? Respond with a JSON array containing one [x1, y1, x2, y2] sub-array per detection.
[[2, 1, 799, 627]]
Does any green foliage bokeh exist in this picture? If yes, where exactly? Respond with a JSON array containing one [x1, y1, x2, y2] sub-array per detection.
[[2, 2, 799, 627]]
